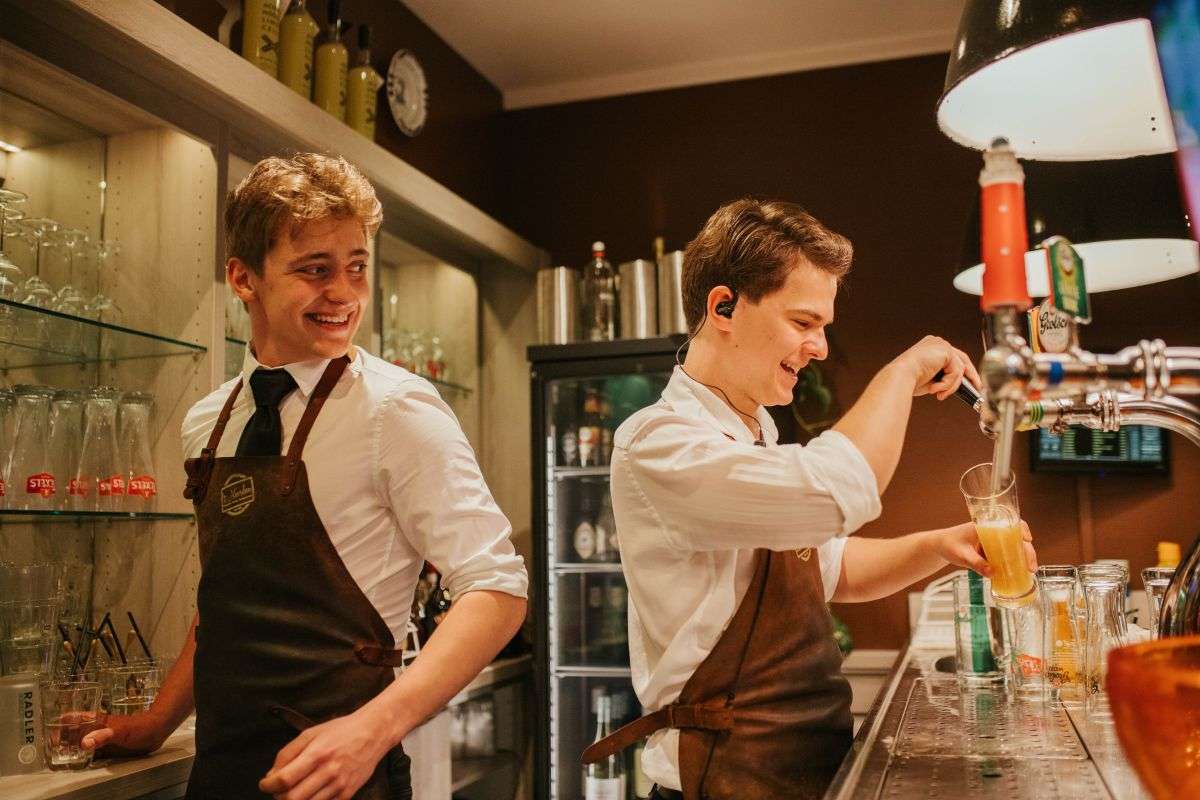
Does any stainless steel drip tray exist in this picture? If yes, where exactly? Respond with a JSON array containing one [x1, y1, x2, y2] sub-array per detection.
[[879, 755, 1111, 799], [893, 678, 1088, 761]]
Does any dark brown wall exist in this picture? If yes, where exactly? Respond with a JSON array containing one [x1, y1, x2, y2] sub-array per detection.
[[498, 54, 1200, 649], [158, 0, 504, 213]]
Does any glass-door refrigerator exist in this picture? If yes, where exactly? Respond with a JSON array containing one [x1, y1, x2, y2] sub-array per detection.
[[530, 337, 684, 800]]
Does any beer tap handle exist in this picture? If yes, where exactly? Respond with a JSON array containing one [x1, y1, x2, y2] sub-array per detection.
[[933, 369, 984, 411]]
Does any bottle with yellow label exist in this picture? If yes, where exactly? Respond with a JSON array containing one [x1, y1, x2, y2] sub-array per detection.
[[313, 0, 348, 119], [240, 0, 281, 75], [346, 25, 383, 138], [277, 0, 319, 97]]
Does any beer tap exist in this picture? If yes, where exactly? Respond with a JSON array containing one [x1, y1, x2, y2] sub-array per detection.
[[961, 139, 1200, 637]]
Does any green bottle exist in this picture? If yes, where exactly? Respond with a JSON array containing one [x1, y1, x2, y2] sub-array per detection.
[[313, 0, 348, 118], [345, 24, 383, 137], [277, 0, 318, 97]]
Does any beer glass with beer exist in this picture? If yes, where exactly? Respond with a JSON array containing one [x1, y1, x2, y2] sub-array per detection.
[[960, 463, 1035, 608]]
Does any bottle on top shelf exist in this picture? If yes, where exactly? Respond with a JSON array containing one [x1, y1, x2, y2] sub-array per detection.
[[240, 0, 281, 75], [345, 24, 383, 138], [582, 241, 617, 341], [278, 0, 319, 97], [313, 0, 349, 118]]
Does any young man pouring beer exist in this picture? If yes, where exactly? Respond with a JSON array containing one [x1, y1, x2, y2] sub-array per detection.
[[584, 199, 1036, 799], [83, 154, 528, 799]]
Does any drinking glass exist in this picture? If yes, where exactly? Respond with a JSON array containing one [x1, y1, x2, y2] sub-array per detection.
[[48, 390, 84, 511], [1038, 565, 1084, 706], [1081, 567, 1129, 721], [953, 572, 1007, 686], [84, 239, 122, 324], [73, 387, 124, 511], [1006, 598, 1044, 701], [7, 385, 57, 510], [0, 389, 15, 507], [1142, 567, 1175, 639], [119, 391, 157, 512], [41, 680, 101, 770], [100, 660, 161, 715], [960, 463, 1034, 607], [0, 192, 28, 341]]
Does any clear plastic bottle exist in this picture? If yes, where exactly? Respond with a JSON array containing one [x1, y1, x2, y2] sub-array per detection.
[[47, 390, 83, 511], [8, 385, 56, 510], [119, 392, 157, 513], [582, 241, 616, 341], [72, 387, 123, 512]]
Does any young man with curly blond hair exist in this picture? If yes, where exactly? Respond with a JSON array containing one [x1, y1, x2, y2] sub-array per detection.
[[85, 154, 527, 800]]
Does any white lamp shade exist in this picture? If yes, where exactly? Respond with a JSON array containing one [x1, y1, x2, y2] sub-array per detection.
[[939, 19, 1176, 161], [954, 238, 1199, 296]]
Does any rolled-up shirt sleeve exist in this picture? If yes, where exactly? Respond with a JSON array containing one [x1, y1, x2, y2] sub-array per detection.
[[374, 382, 528, 600], [622, 417, 881, 553]]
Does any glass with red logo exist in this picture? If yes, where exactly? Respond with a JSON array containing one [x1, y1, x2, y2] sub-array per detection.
[[118, 391, 157, 512], [48, 390, 84, 511], [7, 385, 57, 509], [0, 389, 15, 508], [72, 387, 124, 512]]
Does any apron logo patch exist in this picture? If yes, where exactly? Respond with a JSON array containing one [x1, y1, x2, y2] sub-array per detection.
[[220, 473, 255, 516], [795, 548, 813, 561]]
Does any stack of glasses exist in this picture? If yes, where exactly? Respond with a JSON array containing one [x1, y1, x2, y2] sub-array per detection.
[[0, 385, 157, 513], [954, 463, 1173, 724]]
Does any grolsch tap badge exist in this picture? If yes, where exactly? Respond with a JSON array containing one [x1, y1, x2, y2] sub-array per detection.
[[1029, 300, 1074, 354]]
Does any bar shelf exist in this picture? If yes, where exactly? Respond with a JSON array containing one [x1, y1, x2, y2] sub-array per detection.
[[0, 298, 206, 369], [0, 509, 193, 524]]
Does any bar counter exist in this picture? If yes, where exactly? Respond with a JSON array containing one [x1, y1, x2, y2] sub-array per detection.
[[825, 646, 1152, 799], [0, 655, 532, 800]]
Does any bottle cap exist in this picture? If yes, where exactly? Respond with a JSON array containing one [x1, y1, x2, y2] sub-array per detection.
[[592, 241, 605, 253], [1158, 541, 1182, 568]]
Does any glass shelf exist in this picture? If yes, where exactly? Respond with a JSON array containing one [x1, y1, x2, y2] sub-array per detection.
[[0, 298, 206, 369], [552, 466, 610, 478], [552, 666, 632, 678], [0, 509, 193, 524], [552, 563, 623, 573]]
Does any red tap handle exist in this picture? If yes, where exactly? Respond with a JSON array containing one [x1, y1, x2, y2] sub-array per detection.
[[981, 180, 1031, 312]]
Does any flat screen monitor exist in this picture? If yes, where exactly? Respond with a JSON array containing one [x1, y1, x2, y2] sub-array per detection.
[[1032, 424, 1169, 474]]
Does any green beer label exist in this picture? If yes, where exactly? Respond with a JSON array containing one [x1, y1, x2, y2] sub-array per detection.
[[1042, 236, 1091, 323]]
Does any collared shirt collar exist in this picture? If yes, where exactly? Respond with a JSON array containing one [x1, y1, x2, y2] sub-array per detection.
[[240, 344, 363, 401], [661, 366, 779, 446]]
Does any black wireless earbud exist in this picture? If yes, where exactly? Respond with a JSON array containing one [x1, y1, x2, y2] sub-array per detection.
[[714, 291, 738, 319]]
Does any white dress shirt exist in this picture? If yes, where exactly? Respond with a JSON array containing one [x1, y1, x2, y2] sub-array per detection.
[[182, 346, 528, 654], [611, 366, 881, 790]]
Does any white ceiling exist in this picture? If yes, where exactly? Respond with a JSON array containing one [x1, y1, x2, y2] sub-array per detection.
[[403, 1, 966, 110]]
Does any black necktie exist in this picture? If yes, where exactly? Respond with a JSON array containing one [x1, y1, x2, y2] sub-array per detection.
[[235, 368, 298, 457]]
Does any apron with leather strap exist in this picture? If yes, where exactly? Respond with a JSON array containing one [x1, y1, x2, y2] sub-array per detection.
[[584, 546, 852, 799], [182, 356, 412, 799]]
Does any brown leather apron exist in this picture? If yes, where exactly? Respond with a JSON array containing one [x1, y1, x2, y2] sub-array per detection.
[[583, 547, 852, 799], [182, 356, 412, 799]]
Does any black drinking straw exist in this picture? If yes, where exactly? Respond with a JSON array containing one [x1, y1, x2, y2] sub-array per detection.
[[127, 611, 152, 659]]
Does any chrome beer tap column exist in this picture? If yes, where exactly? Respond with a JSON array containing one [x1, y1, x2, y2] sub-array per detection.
[[963, 141, 1200, 638], [975, 139, 1035, 487]]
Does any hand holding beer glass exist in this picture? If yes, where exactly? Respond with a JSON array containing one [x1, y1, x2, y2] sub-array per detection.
[[960, 463, 1036, 607]]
